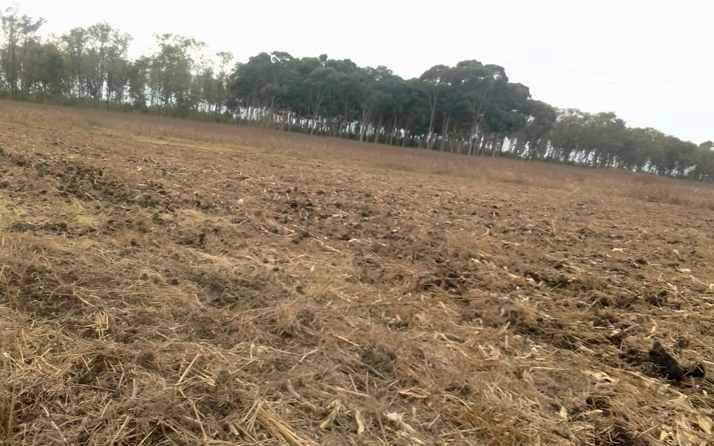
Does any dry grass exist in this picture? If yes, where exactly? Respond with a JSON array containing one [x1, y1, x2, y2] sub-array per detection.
[[0, 101, 713, 445], [2, 100, 713, 210]]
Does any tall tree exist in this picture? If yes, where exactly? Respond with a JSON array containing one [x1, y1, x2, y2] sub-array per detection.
[[148, 34, 205, 115], [60, 27, 87, 98], [0, 10, 710, 182], [0, 6, 45, 97], [83, 23, 132, 102], [213, 51, 233, 114], [127, 56, 149, 110], [22, 39, 67, 102], [419, 64, 451, 149]]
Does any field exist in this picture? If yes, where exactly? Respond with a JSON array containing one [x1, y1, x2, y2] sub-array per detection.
[[1, 101, 713, 446]]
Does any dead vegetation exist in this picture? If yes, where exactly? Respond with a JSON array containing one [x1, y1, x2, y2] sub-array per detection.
[[0, 102, 713, 445]]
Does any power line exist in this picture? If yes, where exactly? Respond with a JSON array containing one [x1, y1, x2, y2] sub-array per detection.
[[554, 67, 676, 83], [487, 52, 628, 70], [483, 52, 677, 83]]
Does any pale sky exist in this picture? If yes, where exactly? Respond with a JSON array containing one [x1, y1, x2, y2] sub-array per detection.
[[9, 0, 714, 144]]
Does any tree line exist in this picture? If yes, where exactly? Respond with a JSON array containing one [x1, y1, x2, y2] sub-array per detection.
[[1, 6, 713, 181]]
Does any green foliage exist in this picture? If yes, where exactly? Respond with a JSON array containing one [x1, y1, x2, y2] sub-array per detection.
[[1, 5, 45, 96], [0, 9, 711, 181]]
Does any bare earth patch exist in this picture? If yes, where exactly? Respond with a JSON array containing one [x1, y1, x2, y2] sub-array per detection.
[[0, 104, 713, 445]]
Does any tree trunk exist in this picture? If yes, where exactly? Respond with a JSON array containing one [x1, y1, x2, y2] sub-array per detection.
[[493, 136, 505, 157], [359, 107, 372, 143], [310, 92, 324, 135], [438, 113, 448, 151], [388, 116, 397, 146], [427, 99, 437, 150], [450, 122, 458, 153], [478, 133, 488, 156]]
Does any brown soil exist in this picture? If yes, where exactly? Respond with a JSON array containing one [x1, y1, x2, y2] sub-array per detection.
[[0, 103, 713, 445]]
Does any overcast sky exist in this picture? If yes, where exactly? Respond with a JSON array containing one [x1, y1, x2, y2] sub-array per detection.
[[10, 0, 714, 144]]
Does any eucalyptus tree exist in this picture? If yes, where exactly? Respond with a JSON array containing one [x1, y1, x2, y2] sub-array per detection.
[[83, 23, 131, 102], [147, 34, 205, 115], [1, 9, 711, 182], [419, 64, 451, 149], [0, 6, 45, 97], [22, 39, 67, 101], [512, 100, 557, 159], [127, 56, 149, 109]]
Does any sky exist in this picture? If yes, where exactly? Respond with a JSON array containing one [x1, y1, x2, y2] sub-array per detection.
[[8, 0, 714, 144]]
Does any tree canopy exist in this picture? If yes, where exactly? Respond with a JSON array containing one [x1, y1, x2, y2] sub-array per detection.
[[1, 6, 712, 181]]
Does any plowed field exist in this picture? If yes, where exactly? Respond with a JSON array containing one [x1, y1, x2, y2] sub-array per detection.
[[1, 103, 713, 446]]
